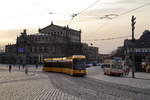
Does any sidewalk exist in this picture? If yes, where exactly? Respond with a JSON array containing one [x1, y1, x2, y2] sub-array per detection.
[[0, 67, 38, 84], [0, 64, 83, 100], [0, 64, 44, 84], [130, 72, 150, 80], [87, 66, 150, 89]]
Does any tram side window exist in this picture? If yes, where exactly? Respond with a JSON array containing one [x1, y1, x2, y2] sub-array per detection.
[[60, 62, 63, 67], [49, 62, 53, 67], [44, 63, 47, 67], [53, 61, 61, 67], [68, 62, 73, 68], [44, 62, 57, 67], [55, 62, 59, 67], [44, 61, 73, 68], [61, 62, 72, 68], [64, 62, 69, 68]]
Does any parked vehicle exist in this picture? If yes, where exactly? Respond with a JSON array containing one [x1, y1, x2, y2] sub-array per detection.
[[85, 64, 93, 68], [103, 63, 124, 76]]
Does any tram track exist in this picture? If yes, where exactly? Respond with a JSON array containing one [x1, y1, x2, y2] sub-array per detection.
[[48, 72, 150, 100]]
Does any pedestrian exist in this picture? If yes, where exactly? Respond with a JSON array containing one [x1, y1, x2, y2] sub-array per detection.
[[9, 64, 12, 72], [25, 66, 28, 75], [18, 65, 20, 70], [36, 63, 38, 69], [122, 64, 127, 76], [22, 64, 25, 69], [126, 66, 130, 75], [124, 57, 132, 76]]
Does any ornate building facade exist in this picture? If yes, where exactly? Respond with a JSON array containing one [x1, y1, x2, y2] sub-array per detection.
[[4, 22, 99, 64]]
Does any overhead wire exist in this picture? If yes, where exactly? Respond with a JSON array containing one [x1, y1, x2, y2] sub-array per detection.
[[95, 1, 150, 31], [119, 1, 150, 17], [31, 0, 51, 14], [30, 0, 149, 42], [83, 35, 131, 41], [90, 1, 150, 40], [0, 0, 55, 18], [68, 0, 101, 26], [30, 0, 101, 26], [78, 0, 101, 15]]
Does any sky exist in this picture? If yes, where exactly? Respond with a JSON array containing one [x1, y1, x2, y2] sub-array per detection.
[[0, 0, 150, 53]]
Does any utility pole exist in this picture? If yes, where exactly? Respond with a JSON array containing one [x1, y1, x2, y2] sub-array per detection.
[[131, 15, 136, 78]]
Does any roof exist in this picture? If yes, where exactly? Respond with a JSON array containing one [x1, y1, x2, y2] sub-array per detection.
[[124, 30, 150, 48], [39, 22, 80, 33], [68, 55, 86, 59], [124, 39, 150, 48], [44, 55, 86, 62], [44, 57, 72, 62], [139, 30, 150, 42]]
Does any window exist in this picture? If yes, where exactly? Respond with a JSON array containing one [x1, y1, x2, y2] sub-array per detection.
[[32, 47, 34, 52], [38, 37, 40, 40], [142, 48, 145, 52], [39, 47, 42, 53], [44, 47, 47, 52], [30, 47, 32, 52], [144, 48, 148, 53], [148, 48, 150, 52], [34, 48, 37, 53], [52, 47, 56, 53]]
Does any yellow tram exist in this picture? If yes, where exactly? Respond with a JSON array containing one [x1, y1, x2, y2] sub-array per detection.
[[43, 55, 87, 76]]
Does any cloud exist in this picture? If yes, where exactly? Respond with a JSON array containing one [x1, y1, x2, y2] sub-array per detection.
[[101, 0, 144, 4], [81, 8, 126, 15], [115, 0, 143, 4]]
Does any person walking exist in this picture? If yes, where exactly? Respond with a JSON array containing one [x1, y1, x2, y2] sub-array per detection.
[[9, 64, 12, 72], [22, 64, 25, 69], [126, 66, 130, 75], [125, 56, 132, 76], [36, 63, 38, 69], [25, 66, 28, 75], [18, 64, 20, 70]]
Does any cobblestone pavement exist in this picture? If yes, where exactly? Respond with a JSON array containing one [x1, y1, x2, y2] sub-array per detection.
[[0, 65, 83, 100], [48, 73, 150, 100], [0, 64, 150, 100]]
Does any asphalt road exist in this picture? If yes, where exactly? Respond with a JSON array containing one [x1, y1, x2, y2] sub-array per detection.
[[48, 72, 150, 100]]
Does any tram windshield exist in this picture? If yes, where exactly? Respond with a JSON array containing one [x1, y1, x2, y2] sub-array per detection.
[[73, 59, 86, 69]]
